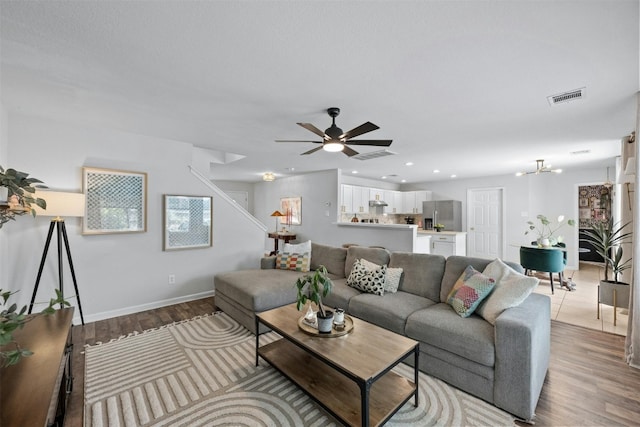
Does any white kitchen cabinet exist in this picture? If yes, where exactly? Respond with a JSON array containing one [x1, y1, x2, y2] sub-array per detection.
[[352, 185, 368, 213], [340, 184, 354, 213], [369, 187, 384, 202], [383, 190, 402, 214], [414, 235, 432, 254], [429, 232, 467, 257], [401, 191, 431, 214]]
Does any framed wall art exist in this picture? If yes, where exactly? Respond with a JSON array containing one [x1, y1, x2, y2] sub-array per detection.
[[163, 195, 212, 251], [82, 167, 147, 235], [280, 196, 302, 226]]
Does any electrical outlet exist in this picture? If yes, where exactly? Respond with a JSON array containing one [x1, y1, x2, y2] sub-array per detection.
[[168, 274, 176, 285]]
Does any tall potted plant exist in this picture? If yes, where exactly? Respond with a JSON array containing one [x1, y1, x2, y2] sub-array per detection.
[[580, 218, 632, 309], [295, 265, 334, 333]]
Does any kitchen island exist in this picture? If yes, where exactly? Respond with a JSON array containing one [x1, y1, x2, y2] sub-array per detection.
[[335, 222, 433, 253]]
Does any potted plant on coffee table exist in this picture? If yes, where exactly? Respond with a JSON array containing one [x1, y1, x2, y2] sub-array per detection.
[[295, 265, 334, 333], [580, 218, 632, 324]]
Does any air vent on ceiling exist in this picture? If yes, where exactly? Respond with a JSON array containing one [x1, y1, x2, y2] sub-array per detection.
[[352, 149, 397, 161], [570, 150, 591, 155], [547, 87, 586, 106]]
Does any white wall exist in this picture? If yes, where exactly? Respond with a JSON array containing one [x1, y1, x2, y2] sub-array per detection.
[[4, 113, 266, 323], [214, 180, 255, 213], [412, 166, 613, 268]]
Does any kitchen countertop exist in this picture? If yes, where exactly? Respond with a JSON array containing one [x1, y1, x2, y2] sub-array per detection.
[[417, 230, 466, 235], [335, 222, 418, 229]]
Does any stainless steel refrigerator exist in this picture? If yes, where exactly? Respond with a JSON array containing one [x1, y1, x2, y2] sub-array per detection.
[[422, 200, 462, 231]]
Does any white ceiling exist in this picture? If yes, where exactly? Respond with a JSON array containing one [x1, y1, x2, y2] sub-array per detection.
[[1, 1, 638, 183]]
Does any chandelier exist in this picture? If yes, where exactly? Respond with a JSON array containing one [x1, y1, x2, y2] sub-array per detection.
[[516, 159, 562, 176]]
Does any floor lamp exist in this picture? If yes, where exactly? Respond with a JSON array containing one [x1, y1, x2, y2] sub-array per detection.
[[29, 191, 85, 325]]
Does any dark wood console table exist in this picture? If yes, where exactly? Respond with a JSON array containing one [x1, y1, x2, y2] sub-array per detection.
[[267, 232, 297, 255], [1, 307, 74, 427]]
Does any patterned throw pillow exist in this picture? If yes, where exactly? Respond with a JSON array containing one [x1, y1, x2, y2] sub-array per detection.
[[346, 259, 387, 296], [359, 258, 402, 293], [447, 265, 496, 317], [275, 252, 310, 272], [384, 267, 403, 293]]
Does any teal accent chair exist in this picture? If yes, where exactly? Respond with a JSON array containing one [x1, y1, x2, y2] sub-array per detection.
[[520, 246, 565, 294]]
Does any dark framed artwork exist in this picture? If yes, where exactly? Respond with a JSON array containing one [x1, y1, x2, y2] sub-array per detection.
[[163, 195, 212, 251], [82, 167, 147, 235]]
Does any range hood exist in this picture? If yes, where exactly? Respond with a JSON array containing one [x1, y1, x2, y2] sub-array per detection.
[[369, 200, 388, 207]]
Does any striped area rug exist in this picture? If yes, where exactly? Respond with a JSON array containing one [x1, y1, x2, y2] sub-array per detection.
[[84, 312, 515, 426]]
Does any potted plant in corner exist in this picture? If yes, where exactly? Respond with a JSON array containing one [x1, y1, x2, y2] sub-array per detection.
[[295, 265, 334, 333], [581, 218, 633, 312]]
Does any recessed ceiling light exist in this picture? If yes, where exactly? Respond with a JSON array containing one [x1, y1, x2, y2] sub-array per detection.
[[433, 169, 440, 174], [405, 162, 414, 166], [450, 174, 457, 178], [351, 170, 358, 174], [401, 179, 407, 183], [381, 176, 387, 179]]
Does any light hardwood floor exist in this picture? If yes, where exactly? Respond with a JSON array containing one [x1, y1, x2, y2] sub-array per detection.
[[64, 297, 639, 427]]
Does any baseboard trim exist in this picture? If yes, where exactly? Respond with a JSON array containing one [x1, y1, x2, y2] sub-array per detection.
[[74, 290, 215, 324]]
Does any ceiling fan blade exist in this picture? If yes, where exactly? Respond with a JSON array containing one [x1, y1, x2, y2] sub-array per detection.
[[297, 123, 328, 139], [342, 146, 359, 157], [344, 139, 393, 147], [301, 146, 324, 155], [340, 122, 379, 140], [275, 140, 323, 144]]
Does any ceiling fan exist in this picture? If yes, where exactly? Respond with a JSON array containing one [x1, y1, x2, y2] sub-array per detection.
[[275, 107, 392, 157]]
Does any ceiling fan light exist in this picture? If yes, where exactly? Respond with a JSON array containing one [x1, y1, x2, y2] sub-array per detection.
[[323, 142, 344, 152], [553, 169, 562, 174]]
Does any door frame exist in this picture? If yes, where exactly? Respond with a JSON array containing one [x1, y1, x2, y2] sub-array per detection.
[[466, 187, 506, 259]]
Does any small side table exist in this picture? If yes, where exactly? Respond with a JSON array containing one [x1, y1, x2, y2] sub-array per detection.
[[268, 232, 297, 255]]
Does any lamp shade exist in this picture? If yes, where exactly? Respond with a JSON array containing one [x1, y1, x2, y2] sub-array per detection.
[[270, 210, 285, 217], [33, 191, 85, 218]]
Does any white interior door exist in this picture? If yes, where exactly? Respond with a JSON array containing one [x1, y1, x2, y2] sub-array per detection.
[[467, 188, 504, 259]]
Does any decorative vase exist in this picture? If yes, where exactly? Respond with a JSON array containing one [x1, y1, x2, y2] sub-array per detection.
[[316, 310, 334, 334]]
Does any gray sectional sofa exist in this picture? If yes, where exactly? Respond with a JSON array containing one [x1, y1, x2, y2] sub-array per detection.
[[214, 242, 550, 422]]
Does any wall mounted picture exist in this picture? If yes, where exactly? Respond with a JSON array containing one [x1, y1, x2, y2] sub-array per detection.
[[280, 197, 302, 226], [164, 195, 212, 250], [82, 167, 147, 235]]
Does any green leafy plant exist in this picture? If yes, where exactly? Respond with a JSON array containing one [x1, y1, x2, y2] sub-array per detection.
[[434, 223, 445, 230], [580, 218, 632, 283], [0, 289, 70, 367], [525, 214, 575, 245], [0, 166, 47, 228], [295, 265, 333, 317]]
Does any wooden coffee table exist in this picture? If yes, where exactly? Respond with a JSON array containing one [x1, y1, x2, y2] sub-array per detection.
[[256, 303, 419, 427]]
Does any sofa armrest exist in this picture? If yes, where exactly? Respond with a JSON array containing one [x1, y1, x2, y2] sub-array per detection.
[[493, 293, 550, 421], [261, 256, 276, 269]]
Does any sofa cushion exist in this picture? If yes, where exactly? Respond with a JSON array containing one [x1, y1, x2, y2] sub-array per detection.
[[406, 303, 496, 367], [275, 252, 310, 272], [360, 258, 403, 293], [310, 243, 347, 278], [322, 278, 360, 311], [346, 259, 386, 296], [348, 290, 435, 335], [447, 265, 496, 317], [214, 269, 301, 312], [440, 256, 524, 304], [476, 258, 539, 325], [345, 246, 391, 278], [388, 252, 445, 301]]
